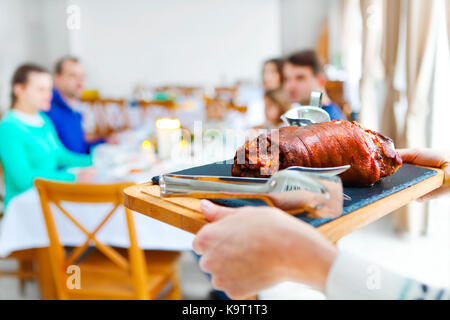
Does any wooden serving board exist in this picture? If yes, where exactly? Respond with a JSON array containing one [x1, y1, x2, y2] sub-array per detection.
[[124, 164, 444, 243]]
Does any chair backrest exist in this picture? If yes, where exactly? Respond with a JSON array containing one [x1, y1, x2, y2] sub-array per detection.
[[82, 98, 130, 138], [34, 179, 149, 299], [137, 100, 176, 109], [325, 81, 353, 120], [228, 103, 248, 114], [176, 86, 202, 97], [137, 100, 176, 124], [155, 86, 201, 97], [316, 20, 330, 65], [214, 87, 238, 100], [203, 96, 247, 119]]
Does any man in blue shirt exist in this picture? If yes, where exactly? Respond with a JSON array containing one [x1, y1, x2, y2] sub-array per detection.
[[282, 50, 347, 121], [46, 56, 116, 154]]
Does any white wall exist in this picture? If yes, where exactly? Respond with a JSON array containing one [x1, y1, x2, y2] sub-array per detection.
[[40, 0, 72, 68], [0, 0, 35, 112], [0, 0, 70, 112], [280, 0, 332, 54], [0, 0, 333, 106], [70, 0, 282, 97]]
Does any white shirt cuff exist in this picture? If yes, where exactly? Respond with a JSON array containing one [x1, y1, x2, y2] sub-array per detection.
[[325, 251, 408, 300]]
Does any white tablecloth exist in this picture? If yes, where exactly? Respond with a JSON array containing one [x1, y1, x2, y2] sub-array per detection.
[[0, 188, 195, 258]]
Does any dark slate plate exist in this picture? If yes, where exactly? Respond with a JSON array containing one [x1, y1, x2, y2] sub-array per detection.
[[152, 162, 438, 228]]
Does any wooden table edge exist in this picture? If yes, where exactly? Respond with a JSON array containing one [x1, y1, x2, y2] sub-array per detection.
[[317, 167, 444, 243], [124, 184, 207, 234]]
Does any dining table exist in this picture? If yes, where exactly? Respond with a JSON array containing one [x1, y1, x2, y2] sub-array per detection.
[[0, 137, 205, 298], [0, 187, 196, 259]]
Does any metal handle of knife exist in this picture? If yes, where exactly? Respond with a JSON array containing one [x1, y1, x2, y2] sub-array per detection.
[[159, 170, 333, 200], [159, 175, 269, 196]]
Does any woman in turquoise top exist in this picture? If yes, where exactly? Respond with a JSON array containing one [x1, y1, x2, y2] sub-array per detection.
[[0, 64, 95, 206]]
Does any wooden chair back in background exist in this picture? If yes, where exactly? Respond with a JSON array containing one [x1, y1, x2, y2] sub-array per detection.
[[0, 162, 37, 293], [155, 86, 202, 97], [214, 87, 238, 101], [228, 103, 248, 114], [325, 81, 353, 120], [315, 24, 353, 121], [203, 96, 248, 120], [81, 98, 130, 139], [137, 100, 176, 120], [34, 180, 181, 300]]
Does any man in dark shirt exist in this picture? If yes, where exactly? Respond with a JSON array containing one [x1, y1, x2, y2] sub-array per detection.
[[45, 56, 116, 154], [282, 50, 347, 121]]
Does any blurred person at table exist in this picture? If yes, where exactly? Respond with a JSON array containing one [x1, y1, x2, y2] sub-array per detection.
[[204, 97, 229, 131], [283, 50, 346, 121], [205, 97, 245, 131], [45, 56, 118, 155], [255, 89, 291, 130], [262, 58, 284, 91], [193, 148, 449, 300], [238, 58, 284, 129], [0, 64, 95, 207]]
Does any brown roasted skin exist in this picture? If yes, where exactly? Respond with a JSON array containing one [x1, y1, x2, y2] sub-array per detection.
[[231, 121, 403, 187]]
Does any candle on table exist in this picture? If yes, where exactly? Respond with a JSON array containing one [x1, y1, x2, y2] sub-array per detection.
[[156, 118, 181, 160], [141, 140, 156, 164]]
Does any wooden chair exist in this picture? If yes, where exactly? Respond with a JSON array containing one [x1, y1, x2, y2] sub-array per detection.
[[0, 250, 38, 294], [203, 96, 248, 117], [82, 98, 130, 139], [214, 87, 238, 100], [34, 180, 182, 300], [228, 103, 248, 114], [0, 162, 37, 293], [325, 80, 353, 120], [315, 25, 353, 121], [316, 19, 330, 65], [137, 100, 176, 120], [0, 162, 3, 218], [176, 86, 202, 97], [154, 86, 171, 93], [138, 100, 176, 109], [155, 86, 201, 97]]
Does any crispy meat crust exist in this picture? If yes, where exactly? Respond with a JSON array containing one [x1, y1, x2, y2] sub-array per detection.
[[231, 121, 403, 187]]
